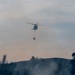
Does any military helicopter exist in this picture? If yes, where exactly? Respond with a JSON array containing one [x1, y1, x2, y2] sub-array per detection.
[[27, 23, 41, 40]]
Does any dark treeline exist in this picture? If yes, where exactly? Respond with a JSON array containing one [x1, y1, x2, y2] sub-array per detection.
[[0, 57, 75, 75]]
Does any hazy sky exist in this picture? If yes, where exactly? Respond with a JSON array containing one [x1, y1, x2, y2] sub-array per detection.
[[0, 0, 75, 62]]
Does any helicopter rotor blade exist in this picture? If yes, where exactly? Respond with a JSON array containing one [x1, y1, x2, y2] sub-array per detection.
[[36, 23, 39, 25], [38, 25, 45, 26], [27, 22, 35, 25]]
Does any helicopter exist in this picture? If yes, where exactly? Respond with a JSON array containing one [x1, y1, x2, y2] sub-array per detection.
[[27, 23, 39, 31], [27, 23, 41, 40]]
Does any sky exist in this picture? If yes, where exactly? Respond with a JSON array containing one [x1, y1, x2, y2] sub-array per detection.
[[0, 0, 75, 62]]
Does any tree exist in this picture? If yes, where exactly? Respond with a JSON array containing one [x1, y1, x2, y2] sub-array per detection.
[[2, 54, 7, 64], [72, 53, 75, 60]]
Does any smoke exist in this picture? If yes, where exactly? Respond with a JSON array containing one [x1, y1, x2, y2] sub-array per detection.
[[31, 61, 58, 75], [12, 58, 71, 75]]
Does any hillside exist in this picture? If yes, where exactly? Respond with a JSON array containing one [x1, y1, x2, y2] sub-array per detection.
[[0, 57, 74, 75]]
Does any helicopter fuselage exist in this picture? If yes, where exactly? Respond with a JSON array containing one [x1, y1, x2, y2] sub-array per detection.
[[33, 25, 38, 30]]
